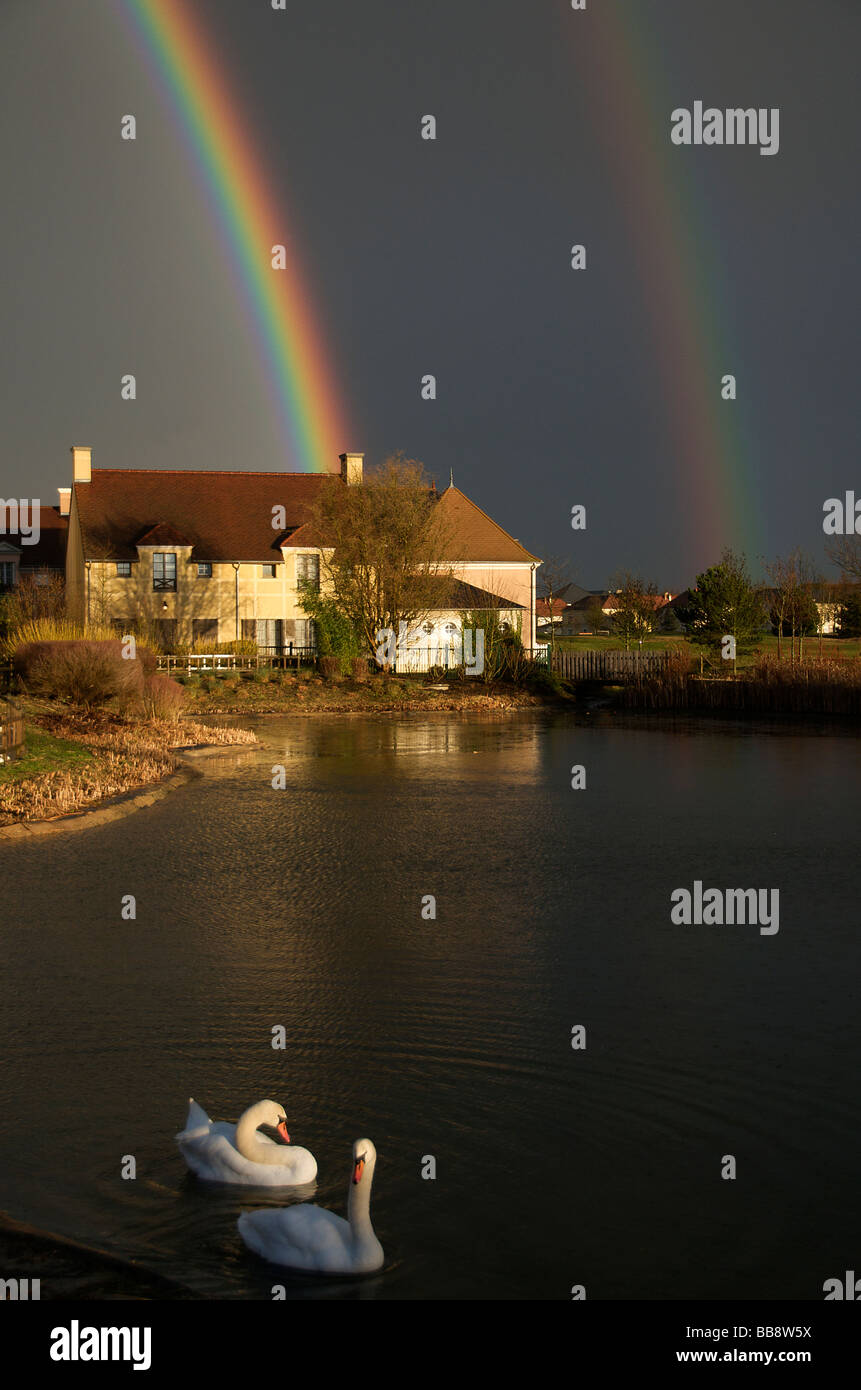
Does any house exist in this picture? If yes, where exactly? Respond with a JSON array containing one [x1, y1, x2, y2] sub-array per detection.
[[63, 446, 540, 652], [535, 582, 586, 631], [0, 500, 68, 593]]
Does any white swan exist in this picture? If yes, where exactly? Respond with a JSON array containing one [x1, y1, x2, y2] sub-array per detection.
[[238, 1138, 384, 1274], [176, 1098, 317, 1186]]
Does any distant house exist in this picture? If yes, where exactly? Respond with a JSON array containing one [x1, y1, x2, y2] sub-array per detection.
[[63, 446, 540, 652], [0, 499, 68, 593]]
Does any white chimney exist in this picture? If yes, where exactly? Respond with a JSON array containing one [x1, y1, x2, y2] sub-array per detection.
[[58, 487, 71, 516], [71, 445, 91, 483], [339, 451, 363, 485]]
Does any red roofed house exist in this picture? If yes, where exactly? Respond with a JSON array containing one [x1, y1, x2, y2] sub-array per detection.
[[64, 447, 542, 654], [0, 497, 68, 593]]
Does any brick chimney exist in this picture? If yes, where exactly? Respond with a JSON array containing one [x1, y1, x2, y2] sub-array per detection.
[[339, 451, 363, 485], [57, 487, 71, 516], [71, 445, 91, 483]]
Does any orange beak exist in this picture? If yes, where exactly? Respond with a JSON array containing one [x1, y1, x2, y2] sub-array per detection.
[[352, 1157, 365, 1185], [277, 1121, 291, 1144]]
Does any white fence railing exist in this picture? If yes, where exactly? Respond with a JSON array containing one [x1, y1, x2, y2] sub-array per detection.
[[156, 647, 317, 673]]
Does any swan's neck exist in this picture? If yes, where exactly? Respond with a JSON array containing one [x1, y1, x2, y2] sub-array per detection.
[[235, 1109, 262, 1161], [347, 1169, 375, 1241]]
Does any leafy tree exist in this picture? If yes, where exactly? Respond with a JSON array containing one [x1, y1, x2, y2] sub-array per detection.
[[837, 591, 861, 638], [685, 549, 765, 673], [659, 601, 684, 635], [297, 587, 361, 670]]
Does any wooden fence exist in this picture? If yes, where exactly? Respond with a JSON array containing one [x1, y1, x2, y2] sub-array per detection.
[[551, 649, 671, 682], [0, 697, 24, 765]]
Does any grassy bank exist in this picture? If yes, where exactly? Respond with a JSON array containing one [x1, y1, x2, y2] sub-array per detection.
[[173, 666, 551, 715], [0, 699, 256, 827]]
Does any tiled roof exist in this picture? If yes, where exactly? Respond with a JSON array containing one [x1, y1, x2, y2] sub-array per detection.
[[135, 522, 196, 547], [432, 486, 541, 563], [18, 507, 68, 571], [419, 577, 526, 610], [75, 470, 335, 562], [73, 471, 538, 567]]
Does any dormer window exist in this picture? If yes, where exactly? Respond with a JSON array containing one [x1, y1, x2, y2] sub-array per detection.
[[153, 553, 177, 591]]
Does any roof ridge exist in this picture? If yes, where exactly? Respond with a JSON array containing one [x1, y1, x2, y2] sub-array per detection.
[[87, 468, 335, 477]]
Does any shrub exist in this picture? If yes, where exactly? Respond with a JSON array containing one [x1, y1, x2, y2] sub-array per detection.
[[351, 656, 369, 680], [319, 655, 341, 681], [216, 639, 258, 657], [13, 639, 147, 707], [138, 673, 187, 722]]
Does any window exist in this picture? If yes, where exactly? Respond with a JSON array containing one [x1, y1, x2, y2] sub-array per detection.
[[197, 562, 212, 578], [422, 622, 434, 636], [0, 561, 16, 587], [261, 563, 277, 578], [296, 554, 320, 592], [153, 553, 177, 591], [111, 618, 132, 636], [153, 618, 177, 651], [256, 618, 284, 652], [193, 618, 218, 646], [293, 618, 316, 652], [116, 561, 131, 577]]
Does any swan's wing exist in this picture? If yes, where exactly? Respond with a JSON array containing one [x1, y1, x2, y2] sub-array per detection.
[[177, 1130, 249, 1181], [177, 1128, 315, 1186], [238, 1205, 350, 1269], [176, 1097, 212, 1139]]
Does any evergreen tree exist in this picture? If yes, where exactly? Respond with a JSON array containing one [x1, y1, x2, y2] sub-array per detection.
[[685, 550, 765, 672]]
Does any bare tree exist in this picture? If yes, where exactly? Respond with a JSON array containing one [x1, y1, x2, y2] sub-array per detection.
[[826, 535, 861, 583], [766, 549, 821, 662], [5, 570, 65, 623], [608, 572, 660, 651], [309, 454, 458, 661], [536, 555, 575, 655]]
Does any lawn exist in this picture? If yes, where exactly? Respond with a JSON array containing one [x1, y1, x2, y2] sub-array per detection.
[[0, 726, 93, 784], [546, 634, 861, 667]]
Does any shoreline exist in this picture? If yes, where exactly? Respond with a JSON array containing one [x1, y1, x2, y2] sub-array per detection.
[[3, 688, 858, 835]]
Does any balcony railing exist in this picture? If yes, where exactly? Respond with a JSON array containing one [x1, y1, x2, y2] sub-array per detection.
[[152, 577, 177, 591]]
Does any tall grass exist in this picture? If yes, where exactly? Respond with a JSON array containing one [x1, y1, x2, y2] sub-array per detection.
[[1, 616, 120, 655], [620, 651, 861, 714]]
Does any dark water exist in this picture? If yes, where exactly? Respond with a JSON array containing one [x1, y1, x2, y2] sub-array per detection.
[[1, 712, 859, 1301]]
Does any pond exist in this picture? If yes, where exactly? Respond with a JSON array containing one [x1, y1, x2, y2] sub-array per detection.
[[1, 712, 859, 1299]]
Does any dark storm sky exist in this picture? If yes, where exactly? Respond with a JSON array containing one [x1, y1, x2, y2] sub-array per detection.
[[1, 0, 858, 588]]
